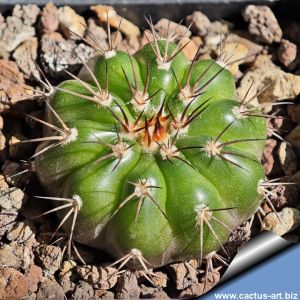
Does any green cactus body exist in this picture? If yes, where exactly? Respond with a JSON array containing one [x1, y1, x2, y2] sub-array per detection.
[[34, 39, 267, 268]]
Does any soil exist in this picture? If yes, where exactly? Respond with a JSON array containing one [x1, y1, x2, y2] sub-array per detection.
[[0, 3, 300, 299]]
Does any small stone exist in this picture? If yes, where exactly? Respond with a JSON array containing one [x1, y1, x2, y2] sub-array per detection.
[[13, 38, 40, 79], [263, 139, 277, 176], [0, 241, 34, 269], [95, 290, 115, 299], [277, 39, 297, 68], [152, 271, 168, 288], [262, 207, 300, 236], [0, 60, 33, 112], [0, 16, 35, 52], [76, 265, 118, 289], [116, 271, 140, 299], [180, 283, 205, 298], [0, 268, 29, 299], [155, 18, 191, 40], [6, 221, 37, 247], [0, 182, 27, 210], [0, 209, 18, 239], [58, 6, 87, 40], [181, 36, 201, 60], [12, 4, 40, 26], [186, 11, 211, 37], [58, 260, 76, 293], [140, 285, 170, 299], [278, 141, 298, 175], [221, 34, 263, 77], [243, 5, 282, 44], [85, 18, 108, 50], [238, 55, 300, 104], [76, 265, 99, 284], [91, 5, 140, 39], [169, 260, 198, 290], [40, 33, 94, 78], [36, 278, 64, 300], [35, 244, 62, 274], [25, 265, 43, 293], [40, 2, 59, 33], [204, 21, 230, 50], [72, 281, 94, 299]]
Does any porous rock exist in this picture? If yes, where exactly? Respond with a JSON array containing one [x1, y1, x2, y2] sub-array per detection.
[[243, 5, 282, 44], [91, 5, 140, 39], [0, 16, 35, 52], [13, 38, 40, 79], [238, 55, 300, 103], [154, 18, 191, 39], [186, 11, 211, 37], [36, 278, 64, 300], [25, 264, 43, 293], [277, 39, 297, 68], [40, 32, 94, 77], [262, 207, 300, 236], [35, 244, 62, 274], [58, 6, 87, 39], [169, 260, 198, 290], [116, 271, 141, 299], [40, 2, 59, 33], [0, 60, 34, 112], [0, 268, 29, 300], [12, 4, 40, 26]]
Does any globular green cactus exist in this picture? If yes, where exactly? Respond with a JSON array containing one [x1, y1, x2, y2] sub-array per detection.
[[32, 28, 267, 270]]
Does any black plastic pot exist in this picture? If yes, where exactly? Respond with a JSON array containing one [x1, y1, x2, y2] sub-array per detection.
[[0, 0, 297, 27]]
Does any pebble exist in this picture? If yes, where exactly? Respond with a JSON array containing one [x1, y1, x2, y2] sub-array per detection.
[[238, 55, 300, 103], [85, 18, 108, 50], [90, 5, 140, 39], [0, 241, 34, 270], [0, 60, 34, 112], [169, 260, 199, 290], [262, 207, 300, 236], [154, 18, 191, 39], [243, 5, 282, 44], [72, 280, 94, 299], [277, 39, 297, 68], [25, 264, 43, 293], [186, 11, 211, 37], [76, 265, 118, 289], [35, 244, 62, 274], [36, 278, 65, 300], [0, 180, 27, 210], [278, 141, 298, 175], [40, 32, 94, 78], [0, 268, 29, 299], [0, 209, 18, 239], [116, 271, 141, 299], [6, 221, 37, 248], [40, 2, 59, 33], [0, 16, 35, 52], [140, 285, 170, 299], [12, 4, 40, 26], [58, 6, 87, 40], [13, 38, 40, 79], [221, 34, 263, 77]]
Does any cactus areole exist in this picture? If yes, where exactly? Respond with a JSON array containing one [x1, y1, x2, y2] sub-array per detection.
[[34, 38, 267, 269]]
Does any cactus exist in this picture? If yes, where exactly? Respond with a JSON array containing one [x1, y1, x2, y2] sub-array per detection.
[[31, 25, 267, 270]]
